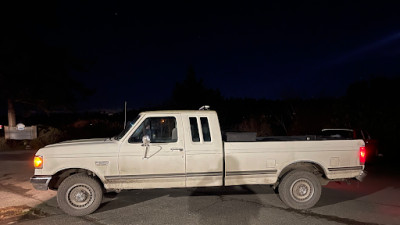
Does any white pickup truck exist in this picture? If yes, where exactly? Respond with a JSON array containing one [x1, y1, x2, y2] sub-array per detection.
[[31, 109, 366, 216]]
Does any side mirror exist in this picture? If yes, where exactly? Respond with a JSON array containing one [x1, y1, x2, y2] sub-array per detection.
[[142, 135, 150, 146], [142, 135, 150, 159]]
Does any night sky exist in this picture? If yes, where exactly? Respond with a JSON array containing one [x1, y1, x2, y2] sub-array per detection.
[[4, 1, 400, 111]]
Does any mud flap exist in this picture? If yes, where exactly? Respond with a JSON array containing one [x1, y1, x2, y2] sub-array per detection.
[[355, 170, 367, 182]]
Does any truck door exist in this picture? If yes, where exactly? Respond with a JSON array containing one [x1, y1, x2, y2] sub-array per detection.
[[118, 114, 186, 189], [184, 115, 224, 187]]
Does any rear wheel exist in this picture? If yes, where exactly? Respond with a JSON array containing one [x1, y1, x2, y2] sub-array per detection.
[[57, 173, 103, 216], [278, 170, 321, 210]]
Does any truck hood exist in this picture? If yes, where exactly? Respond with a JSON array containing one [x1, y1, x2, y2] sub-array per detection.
[[46, 138, 113, 147], [37, 138, 119, 156]]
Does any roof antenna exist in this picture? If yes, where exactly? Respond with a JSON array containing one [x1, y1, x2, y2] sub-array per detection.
[[199, 105, 210, 110], [124, 101, 127, 129]]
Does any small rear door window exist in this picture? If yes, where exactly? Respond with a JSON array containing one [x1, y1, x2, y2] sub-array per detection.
[[189, 117, 200, 142], [200, 117, 211, 142]]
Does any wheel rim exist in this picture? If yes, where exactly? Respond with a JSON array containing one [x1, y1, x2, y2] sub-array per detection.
[[289, 178, 315, 203], [66, 183, 95, 209]]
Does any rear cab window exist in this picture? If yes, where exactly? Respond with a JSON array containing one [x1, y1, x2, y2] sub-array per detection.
[[189, 116, 212, 143]]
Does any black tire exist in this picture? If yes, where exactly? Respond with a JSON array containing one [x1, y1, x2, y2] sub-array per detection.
[[278, 170, 321, 210], [57, 173, 103, 216]]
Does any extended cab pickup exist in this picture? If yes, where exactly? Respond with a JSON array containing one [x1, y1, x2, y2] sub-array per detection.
[[31, 109, 366, 216]]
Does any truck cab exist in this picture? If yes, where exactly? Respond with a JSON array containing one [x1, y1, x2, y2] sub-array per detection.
[[111, 110, 224, 189]]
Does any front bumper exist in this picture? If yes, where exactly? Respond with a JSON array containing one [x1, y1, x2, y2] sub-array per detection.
[[30, 176, 52, 190]]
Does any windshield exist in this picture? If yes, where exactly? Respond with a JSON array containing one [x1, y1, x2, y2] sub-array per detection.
[[114, 115, 141, 140]]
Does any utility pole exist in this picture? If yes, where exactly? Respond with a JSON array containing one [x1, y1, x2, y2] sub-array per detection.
[[7, 99, 16, 127]]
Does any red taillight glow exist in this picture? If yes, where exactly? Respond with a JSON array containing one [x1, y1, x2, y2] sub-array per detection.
[[359, 146, 366, 165], [34, 156, 43, 169]]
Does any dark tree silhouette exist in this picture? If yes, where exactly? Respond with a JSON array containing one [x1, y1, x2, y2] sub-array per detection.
[[0, 33, 93, 125], [171, 66, 223, 110], [345, 77, 400, 157], [0, 1, 93, 127]]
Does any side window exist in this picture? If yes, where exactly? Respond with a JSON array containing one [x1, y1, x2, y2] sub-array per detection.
[[200, 117, 211, 142], [189, 117, 200, 142], [129, 117, 177, 143], [129, 121, 145, 142]]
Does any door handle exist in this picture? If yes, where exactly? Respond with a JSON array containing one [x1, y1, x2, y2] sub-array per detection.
[[170, 148, 184, 151]]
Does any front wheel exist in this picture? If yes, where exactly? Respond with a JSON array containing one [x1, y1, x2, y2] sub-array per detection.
[[278, 170, 321, 210], [57, 173, 103, 216]]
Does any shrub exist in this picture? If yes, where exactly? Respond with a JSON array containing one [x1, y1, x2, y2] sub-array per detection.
[[0, 138, 26, 151], [29, 127, 66, 150], [0, 138, 11, 151]]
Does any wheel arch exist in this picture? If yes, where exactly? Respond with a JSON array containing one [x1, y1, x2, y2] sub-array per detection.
[[277, 161, 329, 186], [48, 168, 104, 190]]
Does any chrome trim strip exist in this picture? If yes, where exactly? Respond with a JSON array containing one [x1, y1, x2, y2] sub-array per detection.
[[328, 166, 363, 172], [106, 173, 186, 180], [105, 172, 223, 180], [186, 172, 223, 177], [226, 170, 277, 176], [105, 170, 277, 181]]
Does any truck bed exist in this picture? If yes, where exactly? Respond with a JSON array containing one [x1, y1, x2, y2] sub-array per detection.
[[224, 132, 353, 142], [223, 138, 364, 186]]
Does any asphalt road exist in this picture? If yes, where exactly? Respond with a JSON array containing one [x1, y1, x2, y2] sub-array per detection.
[[0, 151, 399, 225]]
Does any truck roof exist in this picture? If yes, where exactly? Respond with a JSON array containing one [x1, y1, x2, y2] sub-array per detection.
[[140, 110, 217, 115]]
